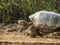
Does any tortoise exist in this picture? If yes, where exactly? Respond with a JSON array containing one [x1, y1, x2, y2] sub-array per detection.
[[28, 10, 60, 37]]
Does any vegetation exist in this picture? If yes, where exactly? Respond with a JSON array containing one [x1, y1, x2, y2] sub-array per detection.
[[0, 0, 60, 24]]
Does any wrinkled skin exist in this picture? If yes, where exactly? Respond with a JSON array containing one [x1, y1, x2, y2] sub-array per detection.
[[18, 20, 33, 32], [26, 25, 43, 37]]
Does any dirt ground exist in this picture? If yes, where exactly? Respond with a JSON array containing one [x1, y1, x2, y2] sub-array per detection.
[[0, 32, 60, 43]]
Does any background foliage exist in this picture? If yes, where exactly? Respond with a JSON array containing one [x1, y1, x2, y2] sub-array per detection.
[[0, 0, 60, 24]]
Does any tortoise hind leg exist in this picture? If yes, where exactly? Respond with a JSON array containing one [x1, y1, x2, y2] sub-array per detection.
[[30, 29, 37, 38]]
